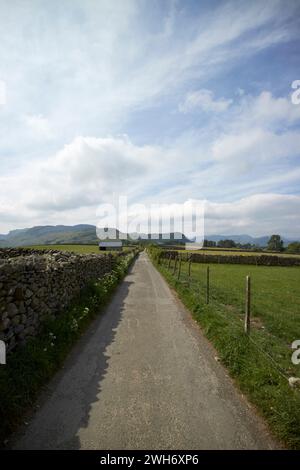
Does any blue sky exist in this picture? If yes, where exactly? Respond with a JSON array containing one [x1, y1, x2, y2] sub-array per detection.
[[0, 0, 300, 237]]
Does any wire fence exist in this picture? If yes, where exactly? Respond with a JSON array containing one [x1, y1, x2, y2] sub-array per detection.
[[159, 251, 299, 385]]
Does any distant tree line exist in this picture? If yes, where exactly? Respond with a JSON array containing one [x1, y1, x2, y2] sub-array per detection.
[[203, 235, 300, 254], [203, 239, 261, 250], [286, 241, 300, 254]]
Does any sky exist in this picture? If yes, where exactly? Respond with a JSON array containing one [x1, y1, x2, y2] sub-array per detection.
[[0, 0, 300, 238]]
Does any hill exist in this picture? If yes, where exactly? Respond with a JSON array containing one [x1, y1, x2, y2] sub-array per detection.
[[0, 225, 98, 247], [0, 225, 189, 247]]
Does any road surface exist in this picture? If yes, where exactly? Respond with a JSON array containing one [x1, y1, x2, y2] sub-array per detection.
[[13, 252, 277, 449]]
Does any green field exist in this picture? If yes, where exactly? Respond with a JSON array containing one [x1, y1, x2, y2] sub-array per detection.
[[150, 247, 300, 448], [178, 261, 300, 344], [199, 249, 300, 258], [27, 244, 100, 253], [25, 244, 133, 254], [168, 246, 300, 258]]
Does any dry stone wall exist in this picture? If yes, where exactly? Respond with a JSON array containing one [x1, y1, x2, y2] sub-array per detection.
[[0, 248, 117, 352], [162, 250, 300, 266]]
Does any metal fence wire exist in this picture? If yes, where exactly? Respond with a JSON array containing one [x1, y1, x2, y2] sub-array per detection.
[[159, 252, 297, 385]]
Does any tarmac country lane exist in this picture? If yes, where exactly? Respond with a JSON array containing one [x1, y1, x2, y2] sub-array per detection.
[[13, 252, 278, 450]]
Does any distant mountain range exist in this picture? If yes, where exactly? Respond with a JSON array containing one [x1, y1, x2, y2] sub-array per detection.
[[0, 225, 297, 247], [0, 225, 189, 247]]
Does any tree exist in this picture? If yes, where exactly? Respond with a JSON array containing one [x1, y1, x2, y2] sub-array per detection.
[[267, 234, 283, 252], [236, 243, 254, 250], [217, 239, 236, 248], [286, 242, 300, 254], [203, 239, 217, 247]]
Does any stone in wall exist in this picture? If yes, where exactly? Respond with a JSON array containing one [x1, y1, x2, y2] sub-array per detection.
[[0, 249, 117, 352]]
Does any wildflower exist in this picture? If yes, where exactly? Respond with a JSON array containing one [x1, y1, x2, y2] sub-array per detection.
[[70, 318, 79, 331]]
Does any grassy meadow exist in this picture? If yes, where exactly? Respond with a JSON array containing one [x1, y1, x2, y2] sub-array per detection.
[[184, 261, 300, 344], [167, 246, 300, 257], [150, 247, 300, 448], [196, 249, 300, 258], [25, 244, 133, 254], [27, 244, 100, 253]]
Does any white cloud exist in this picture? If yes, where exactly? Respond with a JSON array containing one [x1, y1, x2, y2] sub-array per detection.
[[205, 194, 300, 237], [23, 114, 53, 140], [0, 128, 299, 238], [179, 89, 232, 113], [1, 87, 299, 237], [212, 128, 300, 163], [210, 91, 300, 167], [237, 91, 300, 128], [0, 135, 166, 221], [0, 80, 6, 105]]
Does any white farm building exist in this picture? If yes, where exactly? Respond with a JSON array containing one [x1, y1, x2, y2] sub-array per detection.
[[99, 241, 123, 251]]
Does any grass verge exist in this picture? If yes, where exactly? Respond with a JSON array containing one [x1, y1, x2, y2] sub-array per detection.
[[148, 247, 300, 449], [0, 251, 137, 446]]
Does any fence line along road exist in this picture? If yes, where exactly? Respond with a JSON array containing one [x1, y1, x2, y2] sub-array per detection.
[[159, 252, 297, 388]]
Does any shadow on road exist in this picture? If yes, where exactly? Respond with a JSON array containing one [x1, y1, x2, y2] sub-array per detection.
[[13, 261, 136, 450], [65, 266, 137, 450]]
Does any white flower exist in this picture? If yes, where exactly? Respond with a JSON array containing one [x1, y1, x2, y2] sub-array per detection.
[[70, 318, 79, 331]]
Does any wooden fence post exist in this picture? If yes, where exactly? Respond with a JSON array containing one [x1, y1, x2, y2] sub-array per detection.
[[173, 256, 178, 275], [168, 253, 172, 269], [206, 266, 210, 304], [188, 257, 192, 287], [177, 256, 182, 280], [245, 275, 251, 334]]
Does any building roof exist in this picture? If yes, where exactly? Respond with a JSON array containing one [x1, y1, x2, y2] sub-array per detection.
[[99, 241, 122, 247]]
